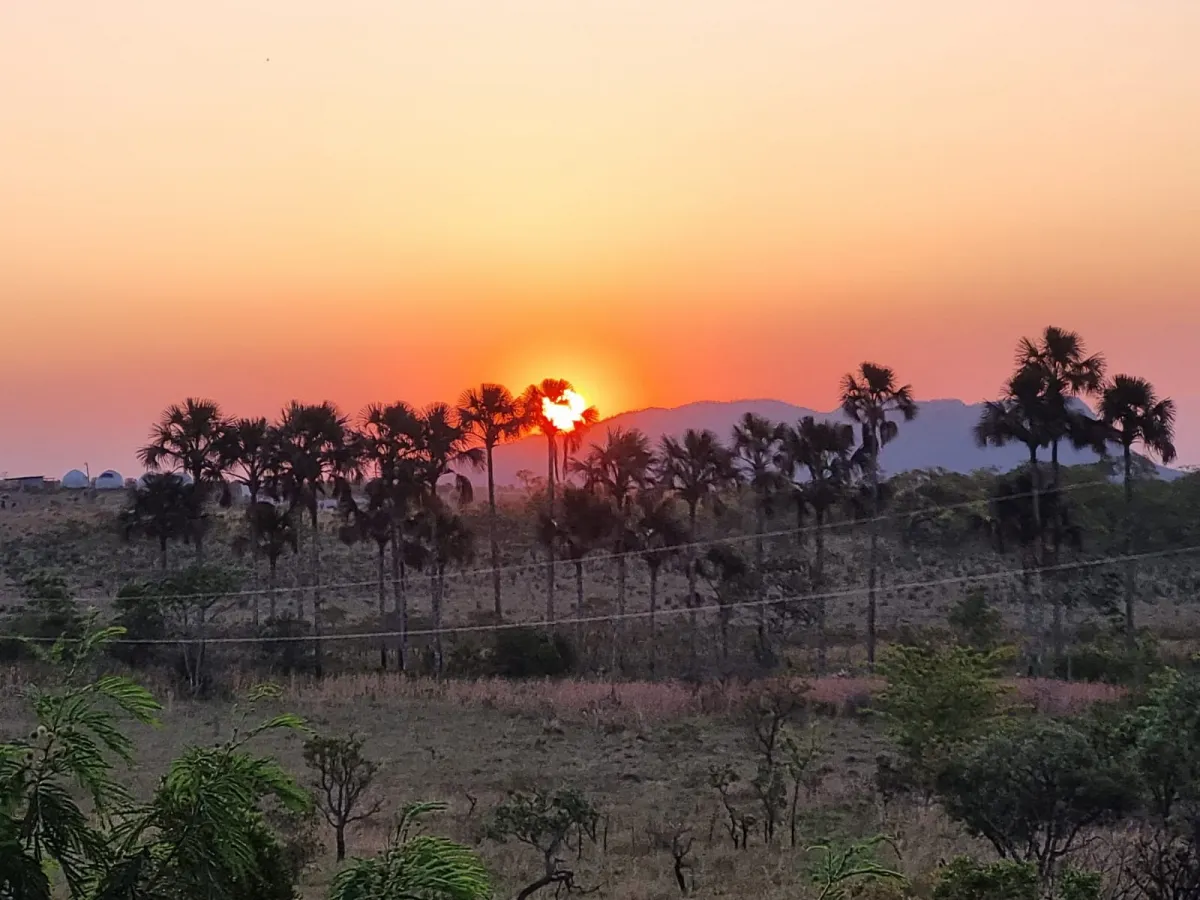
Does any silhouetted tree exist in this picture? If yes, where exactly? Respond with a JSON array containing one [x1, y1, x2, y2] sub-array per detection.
[[841, 362, 918, 670], [1100, 374, 1177, 650], [633, 490, 687, 674], [543, 486, 616, 643], [119, 473, 206, 571], [458, 383, 526, 620]]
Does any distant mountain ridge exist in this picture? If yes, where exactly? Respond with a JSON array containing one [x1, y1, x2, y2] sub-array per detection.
[[483, 397, 1182, 486]]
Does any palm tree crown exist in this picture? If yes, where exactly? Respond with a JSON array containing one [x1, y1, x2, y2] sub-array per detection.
[[138, 397, 228, 486], [1100, 375, 1177, 465], [657, 429, 737, 512], [840, 363, 919, 463]]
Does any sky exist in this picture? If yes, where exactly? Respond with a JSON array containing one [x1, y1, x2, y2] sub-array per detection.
[[2, 1, 1199, 477]]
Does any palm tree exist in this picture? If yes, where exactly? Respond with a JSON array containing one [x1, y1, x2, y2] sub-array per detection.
[[780, 417, 856, 672], [339, 484, 395, 669], [840, 362, 919, 670], [137, 398, 228, 563], [275, 401, 359, 678], [409, 506, 475, 675], [409, 403, 483, 674], [1100, 374, 1177, 650], [573, 427, 655, 673], [731, 413, 786, 663], [542, 485, 617, 649], [118, 474, 206, 571], [633, 490, 687, 674], [521, 378, 599, 623], [1016, 326, 1106, 484], [359, 401, 423, 670], [246, 500, 298, 623], [658, 429, 738, 665], [218, 417, 278, 510], [457, 384, 526, 620]]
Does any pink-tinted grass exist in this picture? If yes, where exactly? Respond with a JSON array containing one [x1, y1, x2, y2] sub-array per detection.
[[273, 672, 1126, 728]]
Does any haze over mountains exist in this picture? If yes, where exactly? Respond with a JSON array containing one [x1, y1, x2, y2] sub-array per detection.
[[486, 398, 1181, 487]]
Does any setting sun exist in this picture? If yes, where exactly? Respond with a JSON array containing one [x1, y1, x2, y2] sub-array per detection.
[[541, 389, 589, 433]]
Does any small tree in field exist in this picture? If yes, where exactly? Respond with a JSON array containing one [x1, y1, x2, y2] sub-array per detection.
[[303, 733, 382, 861], [487, 788, 600, 885]]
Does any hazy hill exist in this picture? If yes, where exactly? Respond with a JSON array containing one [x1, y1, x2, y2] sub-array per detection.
[[484, 398, 1179, 486]]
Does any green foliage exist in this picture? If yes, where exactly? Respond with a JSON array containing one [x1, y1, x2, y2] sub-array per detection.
[[1127, 668, 1200, 821], [0, 571, 86, 662], [931, 857, 1038, 900], [329, 802, 491, 900], [487, 788, 599, 876], [946, 589, 1003, 652], [808, 835, 905, 900], [491, 628, 576, 678], [875, 642, 1007, 793], [936, 717, 1137, 878]]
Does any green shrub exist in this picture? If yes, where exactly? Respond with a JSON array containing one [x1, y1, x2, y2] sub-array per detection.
[[491, 628, 576, 678], [932, 858, 1038, 900]]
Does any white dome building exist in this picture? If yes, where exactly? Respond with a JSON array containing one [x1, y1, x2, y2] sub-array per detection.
[[94, 470, 124, 490], [61, 469, 90, 489]]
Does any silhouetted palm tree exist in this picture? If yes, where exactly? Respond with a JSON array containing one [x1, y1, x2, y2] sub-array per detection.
[[275, 401, 359, 677], [1017, 326, 1107, 484], [543, 485, 617, 646], [137, 398, 228, 563], [841, 362, 918, 670], [246, 500, 298, 623], [119, 474, 206, 571], [732, 413, 786, 664], [218, 417, 278, 510], [521, 378, 599, 623], [409, 505, 475, 674], [457, 384, 526, 620], [573, 427, 654, 672], [780, 417, 856, 672], [339, 484, 395, 669], [633, 490, 687, 674], [1100, 374, 1177, 650], [359, 401, 423, 670], [658, 429, 738, 665]]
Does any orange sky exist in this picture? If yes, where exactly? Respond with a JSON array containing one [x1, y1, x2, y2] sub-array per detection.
[[2, 1, 1199, 475]]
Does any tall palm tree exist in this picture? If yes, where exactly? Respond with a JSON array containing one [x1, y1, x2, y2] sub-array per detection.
[[731, 413, 786, 663], [521, 378, 599, 623], [840, 362, 919, 670], [275, 401, 359, 678], [338, 484, 396, 669], [974, 363, 1056, 667], [1100, 374, 1177, 650], [633, 490, 687, 675], [246, 500, 298, 623], [118, 474, 206, 571], [409, 403, 484, 675], [457, 384, 526, 620], [573, 427, 655, 673], [359, 401, 423, 670], [1016, 326, 1106, 484], [409, 506, 475, 675], [218, 417, 278, 510], [137, 398, 228, 563], [658, 429, 738, 665], [542, 485, 617, 646], [780, 417, 856, 672]]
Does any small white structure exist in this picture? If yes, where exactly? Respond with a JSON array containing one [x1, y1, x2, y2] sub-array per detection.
[[61, 469, 90, 489], [94, 470, 124, 490]]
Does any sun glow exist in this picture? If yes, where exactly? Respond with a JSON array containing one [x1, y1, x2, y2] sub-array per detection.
[[542, 389, 589, 432]]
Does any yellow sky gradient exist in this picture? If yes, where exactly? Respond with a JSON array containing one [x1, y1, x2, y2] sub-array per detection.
[[2, 1, 1199, 474]]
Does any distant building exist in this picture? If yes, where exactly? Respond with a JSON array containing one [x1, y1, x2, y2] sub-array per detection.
[[61, 469, 90, 489], [1, 475, 47, 491], [94, 470, 124, 490]]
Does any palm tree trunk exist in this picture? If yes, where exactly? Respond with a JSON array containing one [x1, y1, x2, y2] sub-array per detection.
[[311, 512, 323, 679], [159, 538, 168, 573], [815, 508, 827, 675], [1027, 446, 1043, 674], [1122, 445, 1137, 653], [755, 500, 770, 664], [391, 523, 406, 671], [430, 508, 443, 676], [613, 551, 627, 674], [1048, 439, 1063, 665], [866, 464, 880, 672], [687, 503, 699, 669], [545, 435, 557, 624], [487, 443, 502, 620], [648, 563, 660, 675], [268, 558, 278, 621], [377, 544, 387, 670]]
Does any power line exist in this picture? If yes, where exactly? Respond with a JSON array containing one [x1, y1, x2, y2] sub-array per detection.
[[11, 540, 1193, 645], [37, 478, 1115, 605]]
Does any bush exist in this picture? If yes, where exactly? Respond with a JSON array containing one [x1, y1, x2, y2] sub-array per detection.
[[1054, 627, 1162, 685], [491, 628, 576, 678], [932, 857, 1038, 900]]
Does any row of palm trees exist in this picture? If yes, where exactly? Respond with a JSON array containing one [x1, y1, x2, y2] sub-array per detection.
[[124, 327, 1177, 676]]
